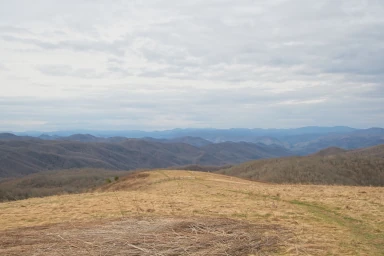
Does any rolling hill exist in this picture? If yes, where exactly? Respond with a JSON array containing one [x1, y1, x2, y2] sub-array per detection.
[[0, 136, 292, 177], [142, 136, 213, 147], [218, 145, 384, 186], [0, 168, 129, 202], [0, 170, 383, 255], [311, 147, 348, 156]]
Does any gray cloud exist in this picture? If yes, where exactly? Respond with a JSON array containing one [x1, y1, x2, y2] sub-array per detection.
[[37, 65, 104, 79], [0, 25, 34, 35], [0, 63, 7, 71], [0, 0, 383, 131], [0, 34, 128, 56]]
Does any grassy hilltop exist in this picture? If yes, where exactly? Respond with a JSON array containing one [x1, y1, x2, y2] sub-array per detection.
[[0, 170, 383, 255]]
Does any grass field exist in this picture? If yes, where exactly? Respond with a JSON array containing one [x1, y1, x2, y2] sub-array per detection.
[[0, 170, 383, 255]]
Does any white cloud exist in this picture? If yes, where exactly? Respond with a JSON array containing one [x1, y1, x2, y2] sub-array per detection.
[[0, 0, 383, 131]]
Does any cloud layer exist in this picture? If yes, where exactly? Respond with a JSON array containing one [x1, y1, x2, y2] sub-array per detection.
[[0, 0, 383, 131]]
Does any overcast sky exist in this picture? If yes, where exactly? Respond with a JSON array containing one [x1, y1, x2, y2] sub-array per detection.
[[0, 0, 383, 131]]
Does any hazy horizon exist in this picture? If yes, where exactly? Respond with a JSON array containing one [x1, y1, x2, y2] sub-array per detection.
[[3, 125, 383, 135], [1, 1, 383, 131]]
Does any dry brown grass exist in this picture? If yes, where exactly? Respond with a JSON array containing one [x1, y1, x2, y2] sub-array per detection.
[[0, 170, 383, 255], [0, 217, 289, 255]]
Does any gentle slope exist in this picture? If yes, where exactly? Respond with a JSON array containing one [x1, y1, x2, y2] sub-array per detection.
[[218, 145, 384, 186], [0, 170, 383, 255]]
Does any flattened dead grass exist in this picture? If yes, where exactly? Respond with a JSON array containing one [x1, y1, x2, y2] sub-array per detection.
[[0, 217, 290, 256], [0, 170, 383, 255]]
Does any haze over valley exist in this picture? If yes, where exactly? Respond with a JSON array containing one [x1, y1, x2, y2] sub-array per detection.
[[1, 126, 383, 178]]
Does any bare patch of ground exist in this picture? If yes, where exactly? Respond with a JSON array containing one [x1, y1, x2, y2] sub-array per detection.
[[0, 217, 290, 256]]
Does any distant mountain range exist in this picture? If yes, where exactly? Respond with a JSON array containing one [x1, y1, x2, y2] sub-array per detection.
[[1, 126, 384, 178], [3, 126, 384, 154], [10, 126, 357, 139], [0, 136, 292, 177]]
